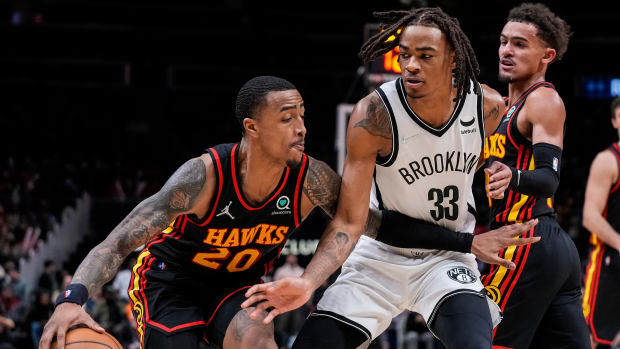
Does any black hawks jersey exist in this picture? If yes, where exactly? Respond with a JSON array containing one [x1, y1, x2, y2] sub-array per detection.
[[147, 143, 309, 280], [485, 82, 557, 229], [590, 143, 620, 246]]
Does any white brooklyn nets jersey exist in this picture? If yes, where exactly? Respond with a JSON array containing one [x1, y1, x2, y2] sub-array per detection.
[[315, 79, 502, 339], [371, 77, 484, 234]]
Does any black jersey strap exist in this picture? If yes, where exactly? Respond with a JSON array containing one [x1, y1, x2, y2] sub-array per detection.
[[507, 82, 555, 147], [294, 154, 309, 226]]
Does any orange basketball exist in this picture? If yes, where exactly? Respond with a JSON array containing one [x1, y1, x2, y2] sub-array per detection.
[[51, 327, 123, 349]]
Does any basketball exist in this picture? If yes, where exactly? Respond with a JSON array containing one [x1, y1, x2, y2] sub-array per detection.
[[51, 328, 123, 349]]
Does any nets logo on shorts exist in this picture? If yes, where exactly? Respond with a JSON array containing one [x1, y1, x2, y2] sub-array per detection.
[[447, 267, 477, 284]]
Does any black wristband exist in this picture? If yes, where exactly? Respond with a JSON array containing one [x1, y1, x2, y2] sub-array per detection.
[[377, 210, 473, 253], [55, 283, 89, 308], [508, 167, 520, 190]]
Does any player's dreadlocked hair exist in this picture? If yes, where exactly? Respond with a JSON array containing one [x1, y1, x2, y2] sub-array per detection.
[[359, 7, 480, 100], [507, 3, 572, 63], [235, 76, 297, 134]]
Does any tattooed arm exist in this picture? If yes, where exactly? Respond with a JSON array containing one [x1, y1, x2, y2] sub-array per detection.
[[482, 84, 506, 139], [242, 92, 390, 323], [476, 84, 505, 171], [40, 155, 214, 349], [72, 156, 211, 294]]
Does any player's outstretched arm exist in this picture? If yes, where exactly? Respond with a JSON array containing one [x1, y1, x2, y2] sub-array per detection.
[[487, 88, 565, 199], [583, 151, 620, 251], [39, 155, 213, 349], [242, 93, 388, 323], [374, 210, 539, 269]]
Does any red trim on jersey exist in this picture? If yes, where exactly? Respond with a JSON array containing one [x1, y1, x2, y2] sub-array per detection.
[[500, 146, 524, 222], [181, 215, 188, 234], [492, 346, 515, 349], [498, 242, 525, 296], [231, 144, 291, 211], [137, 254, 207, 332], [501, 190, 514, 223], [588, 245, 611, 345], [294, 155, 308, 227], [188, 147, 225, 227], [205, 285, 252, 326], [505, 82, 553, 150], [149, 320, 207, 333], [526, 198, 536, 219], [500, 226, 534, 312], [518, 197, 535, 222], [609, 144, 620, 194], [520, 148, 531, 171]]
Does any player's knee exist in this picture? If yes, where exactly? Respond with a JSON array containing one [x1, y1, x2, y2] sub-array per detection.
[[292, 314, 369, 349], [224, 308, 276, 349], [431, 293, 493, 349]]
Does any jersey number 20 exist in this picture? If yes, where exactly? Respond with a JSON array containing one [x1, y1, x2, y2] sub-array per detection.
[[192, 248, 261, 272], [428, 185, 459, 221]]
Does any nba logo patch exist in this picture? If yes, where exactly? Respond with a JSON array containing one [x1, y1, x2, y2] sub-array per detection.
[[158, 262, 166, 270], [552, 157, 559, 171], [64, 290, 72, 298]]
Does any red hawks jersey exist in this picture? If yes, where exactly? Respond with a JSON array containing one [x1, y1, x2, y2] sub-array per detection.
[[589, 143, 620, 247], [147, 143, 309, 280], [485, 82, 557, 229]]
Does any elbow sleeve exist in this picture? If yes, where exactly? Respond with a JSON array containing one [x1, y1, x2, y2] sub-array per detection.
[[510, 142, 561, 197]]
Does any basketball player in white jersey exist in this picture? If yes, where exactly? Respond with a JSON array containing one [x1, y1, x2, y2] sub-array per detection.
[[242, 7, 537, 349]]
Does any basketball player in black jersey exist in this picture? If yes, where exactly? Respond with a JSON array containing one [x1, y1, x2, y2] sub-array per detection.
[[38, 76, 321, 349], [482, 3, 590, 348], [38, 75, 533, 349], [582, 97, 620, 348]]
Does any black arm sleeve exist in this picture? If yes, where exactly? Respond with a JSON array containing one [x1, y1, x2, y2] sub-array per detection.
[[508, 142, 561, 197], [376, 210, 473, 252]]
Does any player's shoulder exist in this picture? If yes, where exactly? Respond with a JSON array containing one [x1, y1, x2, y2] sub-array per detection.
[[305, 156, 339, 183], [524, 85, 565, 116], [592, 148, 619, 172], [351, 91, 387, 122], [481, 84, 503, 105]]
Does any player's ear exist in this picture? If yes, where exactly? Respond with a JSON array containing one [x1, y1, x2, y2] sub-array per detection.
[[243, 117, 259, 137], [449, 50, 456, 70], [541, 47, 556, 65]]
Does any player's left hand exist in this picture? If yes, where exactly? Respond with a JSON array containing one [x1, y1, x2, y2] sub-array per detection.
[[241, 276, 313, 324], [485, 161, 512, 199]]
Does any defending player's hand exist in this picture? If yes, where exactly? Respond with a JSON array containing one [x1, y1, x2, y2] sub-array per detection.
[[241, 276, 313, 324], [485, 161, 512, 199], [39, 302, 104, 349], [471, 219, 540, 270]]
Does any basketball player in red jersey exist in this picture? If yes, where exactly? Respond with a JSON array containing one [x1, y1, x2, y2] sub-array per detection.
[[483, 3, 589, 348], [39, 75, 534, 349], [582, 97, 620, 348]]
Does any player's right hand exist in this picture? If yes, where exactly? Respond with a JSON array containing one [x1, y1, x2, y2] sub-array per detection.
[[39, 302, 104, 349], [241, 276, 313, 324], [471, 219, 540, 270]]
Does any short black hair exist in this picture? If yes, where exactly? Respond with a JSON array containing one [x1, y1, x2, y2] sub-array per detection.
[[507, 3, 572, 63], [359, 7, 480, 101], [235, 76, 297, 134], [611, 97, 620, 119]]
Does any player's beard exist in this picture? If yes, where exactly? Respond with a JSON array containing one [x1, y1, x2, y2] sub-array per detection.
[[498, 73, 516, 84], [286, 154, 303, 169]]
